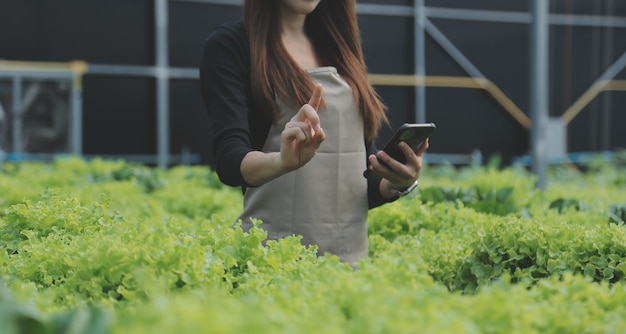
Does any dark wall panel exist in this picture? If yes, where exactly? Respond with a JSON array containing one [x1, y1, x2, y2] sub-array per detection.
[[609, 92, 626, 150], [615, 30, 626, 73], [423, 18, 530, 163], [358, 15, 414, 74], [550, 26, 626, 117], [425, 32, 467, 77], [425, 0, 528, 12], [359, 0, 412, 5], [169, 79, 212, 164], [551, 0, 626, 15], [427, 87, 529, 163], [569, 91, 626, 153], [170, 3, 243, 68], [82, 76, 156, 155], [0, 0, 152, 65], [371, 86, 415, 147], [432, 19, 530, 115], [554, 25, 626, 153], [172, 4, 244, 165]]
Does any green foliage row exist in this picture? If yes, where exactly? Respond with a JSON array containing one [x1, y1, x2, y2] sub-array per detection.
[[1, 156, 626, 333]]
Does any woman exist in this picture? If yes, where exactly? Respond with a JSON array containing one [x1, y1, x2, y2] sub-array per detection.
[[200, 0, 428, 263]]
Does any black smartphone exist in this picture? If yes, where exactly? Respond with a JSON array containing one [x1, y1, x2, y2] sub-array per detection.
[[364, 122, 436, 178]]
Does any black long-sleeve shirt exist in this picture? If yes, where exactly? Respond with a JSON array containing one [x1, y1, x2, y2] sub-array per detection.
[[199, 21, 395, 209]]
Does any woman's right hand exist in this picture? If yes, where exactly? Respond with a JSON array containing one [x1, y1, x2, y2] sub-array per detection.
[[280, 84, 326, 172]]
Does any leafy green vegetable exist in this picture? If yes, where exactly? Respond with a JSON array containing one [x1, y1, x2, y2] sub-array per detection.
[[1, 156, 626, 333]]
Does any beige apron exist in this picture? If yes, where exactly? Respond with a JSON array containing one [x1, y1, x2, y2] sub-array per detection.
[[237, 66, 369, 263]]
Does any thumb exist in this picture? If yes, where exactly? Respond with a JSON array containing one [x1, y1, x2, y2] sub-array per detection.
[[312, 127, 326, 149]]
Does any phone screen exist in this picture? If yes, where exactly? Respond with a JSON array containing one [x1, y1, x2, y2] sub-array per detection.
[[364, 123, 436, 178], [383, 124, 435, 164]]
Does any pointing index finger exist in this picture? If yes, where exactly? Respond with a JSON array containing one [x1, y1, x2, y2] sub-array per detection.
[[308, 83, 323, 111]]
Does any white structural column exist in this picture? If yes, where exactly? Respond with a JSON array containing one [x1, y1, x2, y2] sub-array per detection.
[[70, 73, 83, 155], [11, 77, 23, 153], [155, 0, 170, 169], [529, 0, 550, 189]]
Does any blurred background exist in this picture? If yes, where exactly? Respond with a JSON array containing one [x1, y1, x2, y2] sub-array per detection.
[[0, 0, 625, 173]]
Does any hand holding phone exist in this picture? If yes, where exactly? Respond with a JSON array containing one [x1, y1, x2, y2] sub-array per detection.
[[364, 122, 436, 178]]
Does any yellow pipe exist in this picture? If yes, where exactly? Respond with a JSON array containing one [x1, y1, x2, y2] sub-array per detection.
[[562, 80, 626, 125], [0, 60, 88, 75], [606, 79, 626, 91], [481, 81, 531, 129], [368, 74, 531, 129], [368, 74, 482, 88], [0, 63, 618, 128]]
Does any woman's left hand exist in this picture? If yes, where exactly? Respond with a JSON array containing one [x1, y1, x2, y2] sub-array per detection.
[[367, 139, 429, 196]]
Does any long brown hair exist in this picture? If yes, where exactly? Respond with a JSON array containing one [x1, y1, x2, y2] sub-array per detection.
[[243, 0, 388, 141]]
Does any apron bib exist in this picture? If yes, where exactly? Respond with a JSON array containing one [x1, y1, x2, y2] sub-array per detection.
[[238, 66, 368, 263]]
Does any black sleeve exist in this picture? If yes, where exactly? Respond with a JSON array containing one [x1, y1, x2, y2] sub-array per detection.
[[366, 139, 399, 209], [200, 23, 255, 188]]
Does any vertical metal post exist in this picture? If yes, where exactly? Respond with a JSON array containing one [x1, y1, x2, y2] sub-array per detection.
[[155, 0, 170, 169], [529, 0, 550, 189], [70, 75, 83, 155], [589, 0, 601, 151], [0, 101, 6, 160], [601, 0, 615, 150], [414, 0, 426, 123], [12, 76, 23, 154]]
